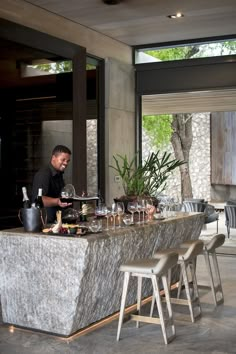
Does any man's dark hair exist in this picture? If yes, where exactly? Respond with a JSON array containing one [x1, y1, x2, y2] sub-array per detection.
[[52, 145, 71, 156]]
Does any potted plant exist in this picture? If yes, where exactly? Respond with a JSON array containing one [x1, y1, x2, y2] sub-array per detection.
[[110, 150, 185, 205]]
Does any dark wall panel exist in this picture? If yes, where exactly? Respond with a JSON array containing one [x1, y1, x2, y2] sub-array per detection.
[[136, 57, 236, 95]]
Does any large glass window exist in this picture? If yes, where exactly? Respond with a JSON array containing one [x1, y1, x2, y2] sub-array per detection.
[[135, 38, 236, 64]]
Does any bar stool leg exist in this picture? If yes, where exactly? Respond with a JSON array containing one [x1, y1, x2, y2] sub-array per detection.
[[162, 274, 176, 339], [204, 250, 224, 305], [150, 267, 172, 317], [189, 261, 202, 316], [212, 251, 224, 304], [150, 293, 155, 317], [181, 262, 195, 323], [151, 275, 168, 345], [136, 276, 142, 328], [117, 272, 130, 341], [177, 266, 183, 299]]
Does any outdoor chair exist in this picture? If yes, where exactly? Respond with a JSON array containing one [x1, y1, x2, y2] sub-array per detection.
[[182, 200, 219, 233], [224, 205, 236, 238]]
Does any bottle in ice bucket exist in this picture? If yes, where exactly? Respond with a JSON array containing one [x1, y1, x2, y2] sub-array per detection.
[[80, 191, 88, 222], [22, 186, 31, 208], [34, 188, 44, 209]]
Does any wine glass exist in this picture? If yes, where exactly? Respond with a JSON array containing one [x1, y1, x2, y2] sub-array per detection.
[[95, 203, 107, 217], [116, 202, 125, 228], [136, 199, 143, 224], [104, 206, 112, 231], [111, 202, 118, 230], [145, 198, 154, 222], [139, 199, 147, 224], [127, 201, 137, 224]]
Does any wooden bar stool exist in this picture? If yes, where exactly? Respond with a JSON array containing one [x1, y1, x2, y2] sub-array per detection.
[[151, 240, 204, 323], [117, 252, 178, 345], [181, 234, 225, 306]]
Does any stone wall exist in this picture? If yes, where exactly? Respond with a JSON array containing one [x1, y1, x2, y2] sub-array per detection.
[[142, 113, 211, 202]]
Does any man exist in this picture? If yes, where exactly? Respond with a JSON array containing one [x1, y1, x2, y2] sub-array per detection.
[[32, 145, 72, 223]]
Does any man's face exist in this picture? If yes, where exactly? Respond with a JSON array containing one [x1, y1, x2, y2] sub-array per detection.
[[51, 152, 71, 172]]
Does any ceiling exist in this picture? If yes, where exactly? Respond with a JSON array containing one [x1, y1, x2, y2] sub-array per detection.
[[25, 0, 236, 46]]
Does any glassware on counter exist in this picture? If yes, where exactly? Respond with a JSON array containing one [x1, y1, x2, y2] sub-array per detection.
[[111, 203, 118, 230], [116, 202, 125, 228], [123, 214, 133, 226], [88, 219, 102, 233], [104, 206, 112, 231], [127, 201, 137, 224]]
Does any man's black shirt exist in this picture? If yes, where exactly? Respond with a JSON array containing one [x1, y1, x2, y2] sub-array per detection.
[[32, 164, 65, 223]]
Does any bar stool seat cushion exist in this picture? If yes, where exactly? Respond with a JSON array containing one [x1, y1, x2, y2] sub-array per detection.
[[154, 240, 204, 262], [120, 252, 178, 276], [204, 234, 225, 252], [120, 258, 161, 274]]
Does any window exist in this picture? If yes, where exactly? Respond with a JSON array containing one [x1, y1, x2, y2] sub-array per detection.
[[135, 38, 236, 64]]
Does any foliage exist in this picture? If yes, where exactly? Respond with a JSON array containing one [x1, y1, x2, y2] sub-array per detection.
[[32, 61, 95, 74], [32, 60, 72, 74], [146, 46, 200, 61], [109, 151, 185, 197], [145, 40, 236, 62], [143, 114, 173, 148]]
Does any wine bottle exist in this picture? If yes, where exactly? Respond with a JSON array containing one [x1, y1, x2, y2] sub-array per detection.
[[80, 191, 88, 222], [34, 188, 44, 209], [22, 186, 31, 208]]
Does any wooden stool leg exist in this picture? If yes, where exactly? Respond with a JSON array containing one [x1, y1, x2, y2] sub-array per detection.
[[150, 294, 155, 317], [136, 276, 142, 328], [117, 272, 130, 341], [204, 251, 217, 305], [189, 261, 202, 317], [177, 266, 183, 298], [162, 274, 176, 340], [212, 251, 224, 304], [181, 262, 195, 323], [151, 275, 169, 345], [204, 250, 224, 305]]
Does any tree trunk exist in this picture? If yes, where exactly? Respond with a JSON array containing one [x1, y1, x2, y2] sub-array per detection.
[[171, 113, 193, 201]]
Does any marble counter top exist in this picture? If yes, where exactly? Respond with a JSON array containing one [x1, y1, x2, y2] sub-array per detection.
[[0, 212, 204, 336]]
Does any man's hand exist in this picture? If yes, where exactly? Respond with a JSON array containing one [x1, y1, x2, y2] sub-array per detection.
[[58, 199, 72, 208]]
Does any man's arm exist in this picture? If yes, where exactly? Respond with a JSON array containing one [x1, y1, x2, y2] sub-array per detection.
[[42, 196, 71, 208]]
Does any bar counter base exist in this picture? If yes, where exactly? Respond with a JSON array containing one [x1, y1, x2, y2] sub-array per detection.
[[0, 212, 204, 336]]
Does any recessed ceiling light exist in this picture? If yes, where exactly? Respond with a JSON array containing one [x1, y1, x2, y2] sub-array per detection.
[[168, 12, 184, 19], [102, 0, 122, 4]]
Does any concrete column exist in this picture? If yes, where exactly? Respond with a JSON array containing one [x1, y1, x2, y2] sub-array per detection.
[[104, 58, 135, 204]]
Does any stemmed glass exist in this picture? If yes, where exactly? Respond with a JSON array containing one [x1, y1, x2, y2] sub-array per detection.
[[145, 198, 154, 222], [158, 199, 166, 217], [111, 203, 118, 230], [104, 206, 112, 231], [116, 202, 125, 228], [127, 201, 137, 224], [136, 199, 143, 224], [95, 203, 107, 217], [139, 199, 147, 224]]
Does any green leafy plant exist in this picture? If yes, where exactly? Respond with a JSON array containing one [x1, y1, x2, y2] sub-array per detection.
[[110, 151, 185, 197]]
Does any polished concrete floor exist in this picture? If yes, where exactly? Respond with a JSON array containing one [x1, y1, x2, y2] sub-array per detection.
[[1, 214, 236, 354]]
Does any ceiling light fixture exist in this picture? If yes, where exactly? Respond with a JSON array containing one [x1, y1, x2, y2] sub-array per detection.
[[168, 12, 184, 19], [102, 0, 122, 4]]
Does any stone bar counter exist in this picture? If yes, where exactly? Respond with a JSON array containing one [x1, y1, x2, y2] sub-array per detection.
[[0, 212, 204, 336]]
